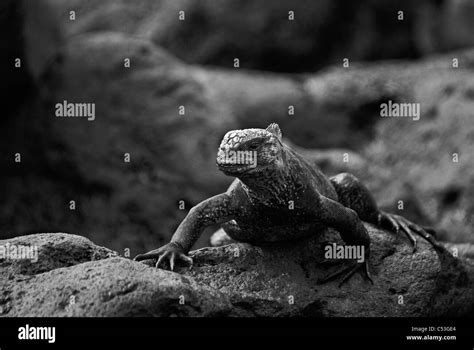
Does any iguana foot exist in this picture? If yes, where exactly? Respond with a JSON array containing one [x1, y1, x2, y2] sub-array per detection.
[[318, 260, 373, 288], [378, 211, 443, 253], [134, 242, 193, 271]]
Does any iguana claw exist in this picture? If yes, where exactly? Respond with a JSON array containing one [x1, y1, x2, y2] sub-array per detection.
[[378, 211, 443, 252], [318, 260, 373, 288], [134, 242, 193, 270]]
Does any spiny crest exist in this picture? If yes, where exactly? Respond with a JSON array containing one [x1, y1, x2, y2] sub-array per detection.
[[266, 123, 282, 140]]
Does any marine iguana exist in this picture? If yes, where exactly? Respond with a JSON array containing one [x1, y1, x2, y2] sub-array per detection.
[[135, 123, 443, 286]]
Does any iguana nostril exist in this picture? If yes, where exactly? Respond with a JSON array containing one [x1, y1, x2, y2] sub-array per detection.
[[216, 149, 227, 163]]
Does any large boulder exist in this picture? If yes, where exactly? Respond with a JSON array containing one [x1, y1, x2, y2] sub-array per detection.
[[0, 233, 231, 317], [0, 233, 116, 278], [2, 258, 232, 317], [1, 231, 473, 317]]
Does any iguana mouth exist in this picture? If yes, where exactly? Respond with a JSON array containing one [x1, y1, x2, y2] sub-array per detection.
[[216, 162, 254, 175]]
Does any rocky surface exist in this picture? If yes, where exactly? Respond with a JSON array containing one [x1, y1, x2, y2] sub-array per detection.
[[0, 233, 116, 278], [1, 231, 473, 317], [1, 233, 230, 317]]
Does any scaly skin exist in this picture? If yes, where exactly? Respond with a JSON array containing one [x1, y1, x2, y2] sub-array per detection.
[[135, 123, 443, 286]]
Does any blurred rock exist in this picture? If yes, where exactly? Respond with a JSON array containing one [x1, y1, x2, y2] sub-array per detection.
[[416, 0, 474, 55], [304, 53, 474, 243], [2, 231, 473, 316], [22, 0, 64, 81], [0, 0, 34, 116], [0, 32, 233, 254], [444, 242, 474, 260], [40, 0, 474, 73], [209, 227, 236, 247]]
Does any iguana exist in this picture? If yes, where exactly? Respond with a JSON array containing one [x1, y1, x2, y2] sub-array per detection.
[[135, 123, 443, 286]]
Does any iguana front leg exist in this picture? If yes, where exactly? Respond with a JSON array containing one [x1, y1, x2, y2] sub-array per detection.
[[134, 193, 237, 270], [317, 196, 373, 287]]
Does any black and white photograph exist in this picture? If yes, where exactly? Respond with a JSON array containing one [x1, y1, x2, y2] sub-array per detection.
[[1, 0, 474, 345]]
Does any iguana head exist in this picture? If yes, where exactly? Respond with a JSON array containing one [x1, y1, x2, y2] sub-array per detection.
[[216, 123, 285, 177]]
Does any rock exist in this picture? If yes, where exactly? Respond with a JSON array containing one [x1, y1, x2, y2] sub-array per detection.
[[444, 243, 474, 260], [43, 0, 182, 38], [1, 233, 231, 317], [209, 228, 236, 247], [43, 0, 474, 73], [317, 55, 474, 244], [416, 0, 474, 54], [202, 226, 474, 317], [0, 31, 233, 254], [2, 259, 232, 317], [190, 67, 389, 150], [2, 231, 473, 317], [22, 0, 64, 82], [0, 0, 35, 116], [0, 233, 116, 277]]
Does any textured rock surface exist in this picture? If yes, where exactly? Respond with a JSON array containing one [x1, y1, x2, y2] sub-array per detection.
[[0, 233, 116, 277], [2, 258, 232, 317], [202, 225, 474, 317], [2, 232, 473, 317], [0, 233, 231, 317]]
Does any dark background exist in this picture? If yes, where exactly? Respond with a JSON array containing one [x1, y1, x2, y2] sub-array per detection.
[[1, 0, 473, 256]]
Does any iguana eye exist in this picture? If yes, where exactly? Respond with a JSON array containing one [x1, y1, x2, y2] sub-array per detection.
[[245, 137, 266, 150], [248, 143, 260, 150]]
